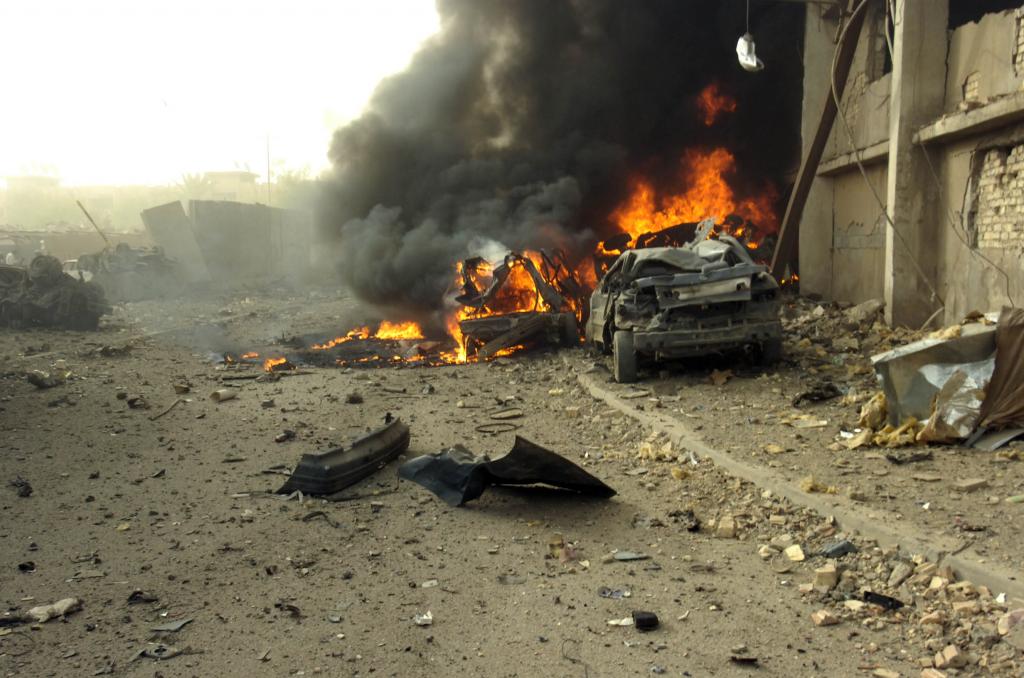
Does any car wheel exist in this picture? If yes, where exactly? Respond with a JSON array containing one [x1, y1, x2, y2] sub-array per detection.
[[613, 330, 637, 383], [757, 338, 783, 365]]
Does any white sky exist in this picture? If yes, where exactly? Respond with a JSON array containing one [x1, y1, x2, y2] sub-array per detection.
[[0, 1, 440, 186]]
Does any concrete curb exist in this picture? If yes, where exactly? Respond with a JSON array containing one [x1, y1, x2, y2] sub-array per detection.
[[577, 369, 1024, 602]]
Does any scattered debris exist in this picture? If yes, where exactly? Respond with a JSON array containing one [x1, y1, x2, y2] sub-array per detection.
[[274, 430, 296, 444], [0, 255, 110, 330], [151, 618, 193, 633], [413, 611, 433, 627], [26, 369, 68, 389], [209, 389, 238, 403], [862, 591, 905, 611], [632, 610, 659, 631], [791, 382, 841, 407], [598, 587, 631, 600], [9, 476, 32, 498], [398, 436, 615, 506], [127, 590, 158, 604], [0, 597, 83, 626], [277, 416, 410, 497], [134, 644, 187, 661]]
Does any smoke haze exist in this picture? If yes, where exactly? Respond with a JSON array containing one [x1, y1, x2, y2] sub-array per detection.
[[320, 0, 804, 319]]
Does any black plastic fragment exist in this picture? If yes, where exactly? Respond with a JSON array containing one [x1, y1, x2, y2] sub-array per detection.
[[632, 610, 659, 631], [818, 540, 858, 558], [398, 436, 616, 506], [862, 590, 905, 610], [277, 416, 409, 496]]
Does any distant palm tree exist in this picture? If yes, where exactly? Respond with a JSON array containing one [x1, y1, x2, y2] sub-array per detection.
[[177, 173, 214, 201]]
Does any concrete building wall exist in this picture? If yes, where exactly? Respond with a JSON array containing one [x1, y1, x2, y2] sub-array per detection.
[[831, 165, 888, 303], [945, 9, 1024, 112], [799, 0, 1024, 327]]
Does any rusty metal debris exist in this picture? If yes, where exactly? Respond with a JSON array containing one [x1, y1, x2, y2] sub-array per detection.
[[276, 415, 410, 497], [398, 436, 616, 506], [586, 219, 783, 383]]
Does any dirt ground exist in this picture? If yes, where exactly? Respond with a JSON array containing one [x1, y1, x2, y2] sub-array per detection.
[[1, 289, 1022, 677]]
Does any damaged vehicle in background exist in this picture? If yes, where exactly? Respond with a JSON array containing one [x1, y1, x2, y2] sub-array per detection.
[[586, 219, 783, 383]]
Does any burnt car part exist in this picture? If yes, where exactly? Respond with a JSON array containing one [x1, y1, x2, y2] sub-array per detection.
[[398, 436, 616, 506], [77, 243, 184, 302], [276, 416, 410, 497], [455, 249, 587, 358], [586, 218, 782, 383], [0, 255, 110, 330]]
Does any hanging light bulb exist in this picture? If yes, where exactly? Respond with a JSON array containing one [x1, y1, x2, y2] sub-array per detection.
[[736, 1, 764, 72], [736, 33, 764, 72]]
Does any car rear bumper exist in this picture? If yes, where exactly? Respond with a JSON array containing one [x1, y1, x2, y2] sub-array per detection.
[[632, 319, 782, 357]]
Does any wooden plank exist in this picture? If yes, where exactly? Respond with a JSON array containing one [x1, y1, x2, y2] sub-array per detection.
[[770, 0, 868, 279]]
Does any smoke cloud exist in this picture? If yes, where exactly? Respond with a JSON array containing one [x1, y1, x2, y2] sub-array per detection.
[[320, 0, 804, 318]]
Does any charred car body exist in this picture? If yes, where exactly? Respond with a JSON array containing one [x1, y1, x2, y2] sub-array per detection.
[[585, 219, 782, 382], [455, 250, 585, 359]]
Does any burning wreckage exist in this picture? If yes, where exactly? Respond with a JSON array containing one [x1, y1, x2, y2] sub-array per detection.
[[586, 219, 783, 382], [248, 218, 785, 377]]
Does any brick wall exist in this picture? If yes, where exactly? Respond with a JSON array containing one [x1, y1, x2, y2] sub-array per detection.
[[1017, 9, 1024, 74], [975, 145, 1024, 249]]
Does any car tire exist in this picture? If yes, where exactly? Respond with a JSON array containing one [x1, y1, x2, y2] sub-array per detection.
[[757, 338, 783, 365], [613, 330, 637, 383]]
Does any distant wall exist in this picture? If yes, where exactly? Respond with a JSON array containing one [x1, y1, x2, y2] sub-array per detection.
[[188, 200, 312, 283]]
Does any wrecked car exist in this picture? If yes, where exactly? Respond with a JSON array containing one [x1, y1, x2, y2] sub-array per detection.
[[454, 250, 586, 359], [585, 219, 782, 382]]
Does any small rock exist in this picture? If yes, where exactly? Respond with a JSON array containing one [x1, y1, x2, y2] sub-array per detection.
[[952, 478, 987, 492], [811, 609, 839, 626], [888, 561, 913, 588], [933, 645, 966, 670], [716, 515, 737, 539], [872, 669, 900, 678], [784, 544, 805, 562], [919, 611, 945, 625], [813, 562, 838, 590]]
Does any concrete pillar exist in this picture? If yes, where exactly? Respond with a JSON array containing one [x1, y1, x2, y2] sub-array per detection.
[[884, 0, 948, 327], [798, 6, 838, 299]]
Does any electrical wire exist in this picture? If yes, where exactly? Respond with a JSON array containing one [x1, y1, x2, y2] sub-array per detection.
[[830, 0, 945, 322]]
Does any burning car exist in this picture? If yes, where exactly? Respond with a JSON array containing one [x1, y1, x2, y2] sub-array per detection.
[[585, 219, 782, 383]]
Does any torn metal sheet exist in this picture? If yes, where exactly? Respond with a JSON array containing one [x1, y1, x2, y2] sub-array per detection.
[[276, 416, 410, 496], [871, 322, 996, 425], [970, 427, 1024, 452], [398, 436, 616, 506]]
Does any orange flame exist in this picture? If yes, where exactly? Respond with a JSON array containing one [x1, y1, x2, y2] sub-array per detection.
[[263, 357, 289, 372], [241, 351, 259, 360], [311, 327, 370, 350], [374, 320, 424, 340], [697, 83, 737, 127], [611, 148, 778, 246]]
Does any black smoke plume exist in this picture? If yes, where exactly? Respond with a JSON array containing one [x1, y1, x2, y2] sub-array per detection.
[[319, 0, 804, 319]]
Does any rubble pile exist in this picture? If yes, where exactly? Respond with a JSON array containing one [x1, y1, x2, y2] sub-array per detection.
[[0, 255, 110, 330], [623, 425, 1024, 675]]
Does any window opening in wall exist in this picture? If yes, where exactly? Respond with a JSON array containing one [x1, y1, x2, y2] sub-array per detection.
[[948, 0, 1022, 30]]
